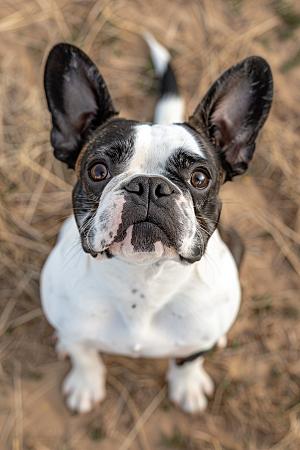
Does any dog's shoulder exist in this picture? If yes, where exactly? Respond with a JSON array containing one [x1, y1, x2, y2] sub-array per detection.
[[196, 229, 240, 292]]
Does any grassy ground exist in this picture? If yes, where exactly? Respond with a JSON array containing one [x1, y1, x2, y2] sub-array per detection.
[[1, 0, 300, 449]]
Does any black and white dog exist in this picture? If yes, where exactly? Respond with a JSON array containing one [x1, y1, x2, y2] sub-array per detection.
[[41, 35, 273, 414]]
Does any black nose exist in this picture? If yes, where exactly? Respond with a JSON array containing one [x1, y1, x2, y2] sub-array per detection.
[[124, 176, 175, 203]]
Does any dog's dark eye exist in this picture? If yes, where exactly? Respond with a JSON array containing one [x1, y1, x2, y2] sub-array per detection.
[[90, 163, 108, 181], [191, 171, 209, 189]]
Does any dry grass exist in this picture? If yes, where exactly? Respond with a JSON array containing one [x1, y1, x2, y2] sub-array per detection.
[[0, 0, 300, 449]]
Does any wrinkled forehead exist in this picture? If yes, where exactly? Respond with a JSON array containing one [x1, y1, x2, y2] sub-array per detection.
[[130, 124, 204, 174], [78, 120, 208, 176]]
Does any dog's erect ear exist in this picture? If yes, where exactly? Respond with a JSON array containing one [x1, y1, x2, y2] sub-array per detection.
[[44, 43, 117, 169], [188, 56, 273, 180]]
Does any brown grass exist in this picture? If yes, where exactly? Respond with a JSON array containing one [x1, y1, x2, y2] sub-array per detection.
[[0, 0, 300, 449]]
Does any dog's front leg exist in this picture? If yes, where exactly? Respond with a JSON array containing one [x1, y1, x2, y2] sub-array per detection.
[[59, 339, 106, 413], [166, 357, 214, 414]]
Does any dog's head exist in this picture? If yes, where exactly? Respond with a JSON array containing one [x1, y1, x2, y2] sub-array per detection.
[[44, 44, 273, 265]]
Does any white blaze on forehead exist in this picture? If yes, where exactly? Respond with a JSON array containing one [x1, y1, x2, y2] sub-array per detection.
[[128, 124, 204, 175]]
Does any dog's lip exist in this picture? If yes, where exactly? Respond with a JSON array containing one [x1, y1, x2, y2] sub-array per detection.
[[92, 220, 172, 256], [89, 217, 174, 258], [136, 219, 163, 226], [133, 220, 170, 240]]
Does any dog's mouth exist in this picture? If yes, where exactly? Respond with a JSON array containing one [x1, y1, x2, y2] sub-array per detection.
[[83, 192, 202, 263], [90, 219, 177, 261], [130, 221, 171, 252]]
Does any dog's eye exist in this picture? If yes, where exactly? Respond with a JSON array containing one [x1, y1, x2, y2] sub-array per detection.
[[90, 163, 108, 181], [191, 171, 209, 189]]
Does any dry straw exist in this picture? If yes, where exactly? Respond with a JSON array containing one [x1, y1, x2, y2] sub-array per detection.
[[1, 0, 300, 449]]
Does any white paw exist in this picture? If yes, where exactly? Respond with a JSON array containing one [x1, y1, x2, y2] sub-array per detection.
[[166, 359, 214, 414], [62, 366, 106, 413]]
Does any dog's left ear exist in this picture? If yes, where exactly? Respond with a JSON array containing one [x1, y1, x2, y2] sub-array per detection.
[[188, 56, 273, 180], [44, 43, 117, 169]]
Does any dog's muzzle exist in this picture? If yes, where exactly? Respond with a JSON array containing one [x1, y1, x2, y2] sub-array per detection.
[[112, 175, 182, 252]]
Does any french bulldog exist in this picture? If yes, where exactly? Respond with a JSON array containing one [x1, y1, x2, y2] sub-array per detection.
[[41, 35, 273, 413]]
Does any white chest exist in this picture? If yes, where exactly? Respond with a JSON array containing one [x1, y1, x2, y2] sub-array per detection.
[[41, 216, 241, 359]]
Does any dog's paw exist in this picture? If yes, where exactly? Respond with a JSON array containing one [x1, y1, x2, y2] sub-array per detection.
[[166, 358, 214, 414], [62, 367, 106, 413]]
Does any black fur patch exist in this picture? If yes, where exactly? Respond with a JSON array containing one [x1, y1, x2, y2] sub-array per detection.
[[163, 128, 223, 261], [160, 63, 179, 96], [131, 223, 169, 252], [175, 344, 217, 365], [73, 118, 137, 253]]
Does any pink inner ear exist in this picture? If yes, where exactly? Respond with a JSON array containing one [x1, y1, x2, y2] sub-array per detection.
[[211, 77, 251, 148]]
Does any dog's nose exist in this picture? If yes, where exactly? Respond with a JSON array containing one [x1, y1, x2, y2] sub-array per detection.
[[124, 176, 175, 203]]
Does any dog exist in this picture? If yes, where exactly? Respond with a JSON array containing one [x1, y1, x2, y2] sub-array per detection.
[[41, 34, 273, 414]]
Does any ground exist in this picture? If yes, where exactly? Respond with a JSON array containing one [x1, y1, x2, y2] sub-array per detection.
[[1, 0, 300, 449]]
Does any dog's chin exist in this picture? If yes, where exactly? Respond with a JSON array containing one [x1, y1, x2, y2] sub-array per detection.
[[114, 247, 177, 265]]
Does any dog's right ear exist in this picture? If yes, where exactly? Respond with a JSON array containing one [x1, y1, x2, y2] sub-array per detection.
[[44, 44, 117, 169], [188, 56, 273, 181]]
